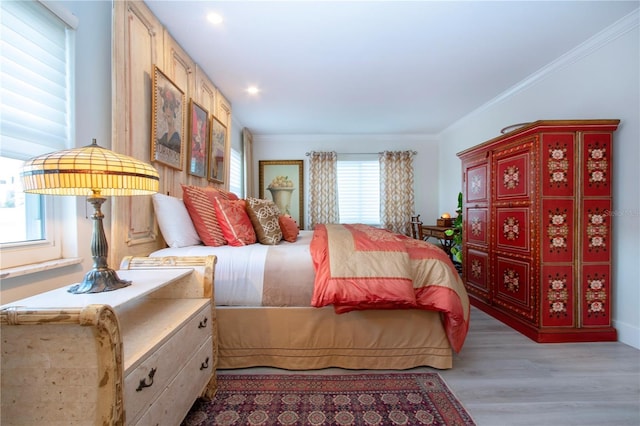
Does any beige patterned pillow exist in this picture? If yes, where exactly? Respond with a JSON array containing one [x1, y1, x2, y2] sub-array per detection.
[[246, 197, 283, 245]]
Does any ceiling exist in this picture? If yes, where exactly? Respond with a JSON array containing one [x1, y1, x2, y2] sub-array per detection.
[[144, 1, 638, 136]]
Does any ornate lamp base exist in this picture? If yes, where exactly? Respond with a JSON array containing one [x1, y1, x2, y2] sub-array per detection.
[[68, 194, 132, 294], [68, 268, 131, 294]]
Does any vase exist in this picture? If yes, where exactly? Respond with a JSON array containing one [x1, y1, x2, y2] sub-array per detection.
[[268, 187, 295, 215]]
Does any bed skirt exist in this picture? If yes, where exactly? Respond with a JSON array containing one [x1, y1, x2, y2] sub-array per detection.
[[216, 306, 453, 370]]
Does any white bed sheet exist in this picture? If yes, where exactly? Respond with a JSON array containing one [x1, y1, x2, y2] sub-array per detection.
[[151, 230, 314, 306]]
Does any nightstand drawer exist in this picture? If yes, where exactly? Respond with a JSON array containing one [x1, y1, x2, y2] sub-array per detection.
[[138, 337, 214, 426], [124, 301, 212, 424]]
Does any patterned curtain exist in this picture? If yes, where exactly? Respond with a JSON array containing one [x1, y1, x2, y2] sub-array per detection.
[[308, 151, 339, 229], [380, 150, 416, 235]]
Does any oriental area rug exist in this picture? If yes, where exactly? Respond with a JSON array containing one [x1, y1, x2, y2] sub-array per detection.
[[182, 373, 475, 426]]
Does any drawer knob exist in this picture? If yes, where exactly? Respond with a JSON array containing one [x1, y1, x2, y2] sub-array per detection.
[[198, 317, 208, 328], [136, 367, 156, 392], [200, 357, 209, 370]]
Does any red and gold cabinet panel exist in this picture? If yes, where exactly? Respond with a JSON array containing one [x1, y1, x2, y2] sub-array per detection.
[[541, 199, 575, 263], [582, 132, 612, 197], [495, 207, 532, 254], [581, 264, 612, 327], [464, 248, 490, 301], [493, 138, 535, 202], [493, 255, 536, 324], [465, 161, 489, 204], [541, 133, 576, 197], [540, 265, 575, 328], [465, 207, 488, 246], [582, 199, 612, 263]]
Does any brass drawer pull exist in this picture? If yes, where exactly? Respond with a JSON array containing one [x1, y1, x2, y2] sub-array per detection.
[[200, 357, 210, 370], [136, 367, 157, 392], [198, 317, 208, 328]]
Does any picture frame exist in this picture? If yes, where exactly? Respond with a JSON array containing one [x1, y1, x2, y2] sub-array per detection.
[[187, 100, 209, 178], [151, 65, 185, 170], [259, 160, 304, 229], [209, 116, 227, 183]]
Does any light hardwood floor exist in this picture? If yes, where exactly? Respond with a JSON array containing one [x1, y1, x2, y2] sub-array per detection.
[[217, 307, 640, 426]]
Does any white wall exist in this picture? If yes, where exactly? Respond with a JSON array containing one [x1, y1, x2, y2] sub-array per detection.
[[1, 1, 111, 303], [438, 12, 640, 348], [252, 134, 441, 228]]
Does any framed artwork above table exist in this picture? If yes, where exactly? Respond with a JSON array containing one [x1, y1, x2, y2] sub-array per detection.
[[259, 160, 304, 229]]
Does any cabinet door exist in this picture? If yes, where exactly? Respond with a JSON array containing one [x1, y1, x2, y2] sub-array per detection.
[[541, 199, 574, 263], [541, 265, 575, 327], [582, 132, 612, 197], [582, 199, 611, 263], [466, 207, 488, 246], [541, 133, 575, 197], [495, 206, 531, 254], [464, 248, 490, 302], [493, 256, 536, 324], [494, 139, 535, 202], [465, 161, 489, 204], [581, 264, 612, 327]]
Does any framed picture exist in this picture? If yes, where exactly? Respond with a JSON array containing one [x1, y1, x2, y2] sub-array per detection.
[[209, 116, 227, 183], [259, 160, 304, 229], [151, 65, 185, 170], [187, 100, 209, 178]]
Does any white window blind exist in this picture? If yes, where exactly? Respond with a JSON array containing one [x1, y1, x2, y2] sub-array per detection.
[[337, 159, 380, 225], [0, 0, 74, 268], [0, 0, 72, 159], [229, 147, 243, 197]]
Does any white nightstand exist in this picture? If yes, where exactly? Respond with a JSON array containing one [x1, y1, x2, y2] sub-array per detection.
[[1, 255, 217, 425]]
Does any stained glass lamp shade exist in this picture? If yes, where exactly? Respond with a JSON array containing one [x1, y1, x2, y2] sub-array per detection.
[[20, 139, 160, 293]]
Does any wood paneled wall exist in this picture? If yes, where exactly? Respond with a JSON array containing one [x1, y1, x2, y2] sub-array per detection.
[[110, 1, 232, 265]]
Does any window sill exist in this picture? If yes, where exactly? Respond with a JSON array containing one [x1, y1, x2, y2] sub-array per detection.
[[0, 258, 83, 280]]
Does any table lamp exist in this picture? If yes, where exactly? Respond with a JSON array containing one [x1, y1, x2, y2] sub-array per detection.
[[20, 139, 160, 294]]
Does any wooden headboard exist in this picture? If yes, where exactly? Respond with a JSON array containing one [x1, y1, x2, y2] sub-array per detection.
[[109, 1, 231, 266]]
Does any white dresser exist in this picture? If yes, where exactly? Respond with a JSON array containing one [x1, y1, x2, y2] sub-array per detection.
[[1, 256, 217, 425]]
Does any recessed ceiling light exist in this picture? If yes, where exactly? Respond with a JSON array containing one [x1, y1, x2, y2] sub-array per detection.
[[207, 13, 223, 25], [247, 86, 260, 95]]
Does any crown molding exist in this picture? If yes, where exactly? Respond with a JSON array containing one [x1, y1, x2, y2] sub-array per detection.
[[443, 8, 639, 136]]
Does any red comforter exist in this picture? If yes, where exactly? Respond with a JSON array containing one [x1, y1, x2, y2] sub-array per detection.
[[310, 223, 470, 352]]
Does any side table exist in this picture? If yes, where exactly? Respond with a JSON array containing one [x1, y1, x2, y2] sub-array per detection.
[[421, 225, 456, 257]]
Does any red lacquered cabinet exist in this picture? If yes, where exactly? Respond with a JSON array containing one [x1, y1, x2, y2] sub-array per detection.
[[457, 120, 619, 343]]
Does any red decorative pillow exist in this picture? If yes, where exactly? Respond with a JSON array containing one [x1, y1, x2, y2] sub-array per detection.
[[279, 214, 300, 242], [181, 185, 226, 246], [214, 198, 257, 246], [215, 188, 239, 201]]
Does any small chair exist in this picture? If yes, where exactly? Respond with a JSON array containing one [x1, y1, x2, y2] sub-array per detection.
[[409, 214, 424, 240]]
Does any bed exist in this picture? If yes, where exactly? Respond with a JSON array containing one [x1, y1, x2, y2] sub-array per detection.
[[140, 190, 469, 370]]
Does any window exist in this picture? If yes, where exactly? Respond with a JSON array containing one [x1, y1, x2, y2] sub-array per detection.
[[229, 147, 243, 198], [337, 157, 380, 225], [0, 0, 76, 269], [0, 157, 45, 244]]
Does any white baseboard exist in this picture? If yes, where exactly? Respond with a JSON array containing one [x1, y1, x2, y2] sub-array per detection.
[[613, 319, 640, 350]]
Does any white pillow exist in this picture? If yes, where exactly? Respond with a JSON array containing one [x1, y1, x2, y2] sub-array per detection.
[[152, 193, 202, 248]]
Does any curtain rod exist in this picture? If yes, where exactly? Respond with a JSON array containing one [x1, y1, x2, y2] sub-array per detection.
[[305, 150, 416, 156]]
